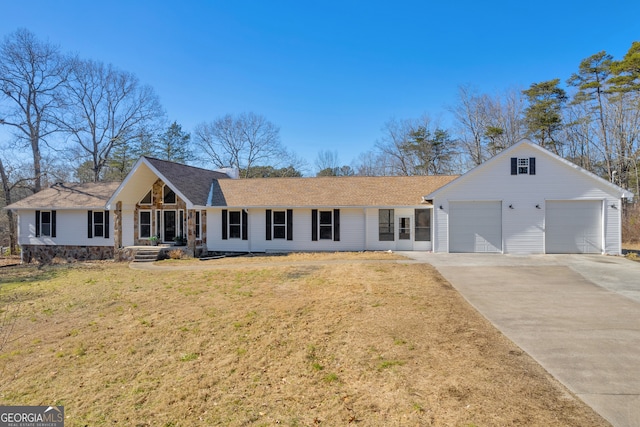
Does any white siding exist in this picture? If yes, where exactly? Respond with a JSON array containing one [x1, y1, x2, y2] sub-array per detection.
[[431, 144, 624, 255], [17, 209, 113, 247], [205, 208, 367, 253], [363, 207, 433, 252]]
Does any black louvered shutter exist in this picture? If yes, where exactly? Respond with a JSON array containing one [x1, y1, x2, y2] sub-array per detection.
[[222, 209, 228, 240], [87, 211, 93, 238], [104, 211, 110, 238], [286, 209, 293, 241], [311, 209, 318, 241], [242, 210, 248, 240], [529, 157, 536, 175], [333, 209, 340, 241], [51, 210, 57, 238], [35, 210, 40, 237], [510, 157, 517, 175], [265, 209, 272, 240]]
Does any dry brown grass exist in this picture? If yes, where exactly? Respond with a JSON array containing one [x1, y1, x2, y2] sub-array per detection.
[[0, 253, 607, 426]]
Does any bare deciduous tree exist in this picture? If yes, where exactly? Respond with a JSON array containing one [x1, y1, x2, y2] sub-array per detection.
[[194, 112, 285, 178], [58, 59, 164, 182], [0, 28, 70, 192]]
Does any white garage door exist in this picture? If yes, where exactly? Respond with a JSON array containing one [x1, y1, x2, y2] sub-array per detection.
[[545, 201, 602, 254], [449, 201, 502, 253]]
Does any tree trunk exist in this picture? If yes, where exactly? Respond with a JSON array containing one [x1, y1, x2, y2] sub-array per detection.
[[0, 159, 18, 254]]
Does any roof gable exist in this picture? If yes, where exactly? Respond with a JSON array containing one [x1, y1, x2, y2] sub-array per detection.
[[107, 157, 231, 208], [426, 139, 633, 200]]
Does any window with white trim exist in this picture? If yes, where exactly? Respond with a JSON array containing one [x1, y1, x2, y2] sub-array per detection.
[[229, 211, 241, 239], [399, 217, 411, 240], [140, 190, 152, 205], [139, 210, 152, 238], [378, 209, 394, 241], [163, 185, 176, 204], [319, 211, 333, 240], [414, 209, 431, 241]]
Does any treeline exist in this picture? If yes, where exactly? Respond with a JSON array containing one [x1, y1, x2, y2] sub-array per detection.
[[1, 27, 640, 249], [341, 44, 640, 199]]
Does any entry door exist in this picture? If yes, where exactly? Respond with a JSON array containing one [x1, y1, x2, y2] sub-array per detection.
[[164, 211, 176, 242]]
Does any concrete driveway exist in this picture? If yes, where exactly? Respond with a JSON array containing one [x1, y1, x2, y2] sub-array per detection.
[[398, 252, 640, 427]]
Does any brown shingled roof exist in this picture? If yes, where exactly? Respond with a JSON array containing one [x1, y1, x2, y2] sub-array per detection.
[[6, 182, 121, 210], [144, 157, 230, 206], [212, 175, 458, 207]]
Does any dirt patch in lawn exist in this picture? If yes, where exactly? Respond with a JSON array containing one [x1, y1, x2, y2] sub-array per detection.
[[0, 253, 608, 426]]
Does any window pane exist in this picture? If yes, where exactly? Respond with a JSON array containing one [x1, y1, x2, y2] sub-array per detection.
[[399, 217, 410, 240], [378, 209, 394, 241], [414, 209, 431, 241], [319, 211, 332, 224], [319, 225, 332, 240], [274, 225, 286, 239], [164, 186, 176, 203], [140, 212, 151, 238], [273, 211, 286, 224], [41, 224, 51, 237], [41, 211, 51, 223], [518, 158, 529, 174], [230, 225, 241, 238], [140, 190, 152, 204], [94, 211, 105, 237], [229, 211, 241, 225]]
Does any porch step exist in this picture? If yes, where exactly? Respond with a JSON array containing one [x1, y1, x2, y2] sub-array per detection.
[[133, 248, 162, 262]]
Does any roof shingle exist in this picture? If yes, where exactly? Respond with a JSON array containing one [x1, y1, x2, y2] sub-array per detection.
[[6, 182, 121, 210], [144, 157, 230, 206], [211, 175, 458, 207]]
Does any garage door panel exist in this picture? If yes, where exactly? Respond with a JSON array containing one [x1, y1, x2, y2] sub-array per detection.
[[449, 202, 502, 253], [545, 201, 602, 254]]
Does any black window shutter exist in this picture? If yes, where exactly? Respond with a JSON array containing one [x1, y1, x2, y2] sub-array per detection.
[[333, 209, 340, 241], [222, 209, 228, 240], [242, 210, 248, 240], [311, 209, 318, 241], [87, 210, 93, 238], [510, 157, 517, 175], [104, 211, 110, 238], [265, 209, 272, 240], [35, 210, 41, 237], [51, 210, 57, 238], [529, 157, 536, 175], [286, 209, 293, 241]]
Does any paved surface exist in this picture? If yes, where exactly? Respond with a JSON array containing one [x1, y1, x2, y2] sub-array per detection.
[[398, 252, 640, 427]]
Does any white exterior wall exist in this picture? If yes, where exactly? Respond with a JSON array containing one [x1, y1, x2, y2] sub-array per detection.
[[206, 208, 366, 253], [17, 209, 113, 247], [431, 144, 625, 254]]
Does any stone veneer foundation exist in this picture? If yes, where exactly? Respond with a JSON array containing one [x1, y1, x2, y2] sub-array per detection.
[[21, 245, 115, 264]]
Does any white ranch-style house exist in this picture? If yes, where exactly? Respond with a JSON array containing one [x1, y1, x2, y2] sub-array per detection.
[[6, 140, 633, 262]]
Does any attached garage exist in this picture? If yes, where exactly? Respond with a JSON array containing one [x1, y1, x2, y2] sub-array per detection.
[[545, 200, 603, 254], [449, 201, 502, 253]]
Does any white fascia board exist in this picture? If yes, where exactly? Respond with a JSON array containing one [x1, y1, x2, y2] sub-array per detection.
[[141, 158, 194, 209], [425, 139, 633, 200], [105, 157, 146, 209]]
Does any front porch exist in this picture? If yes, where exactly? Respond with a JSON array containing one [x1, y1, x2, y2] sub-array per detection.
[[116, 245, 192, 262]]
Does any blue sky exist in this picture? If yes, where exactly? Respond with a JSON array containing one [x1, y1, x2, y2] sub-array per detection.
[[2, 1, 639, 173]]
